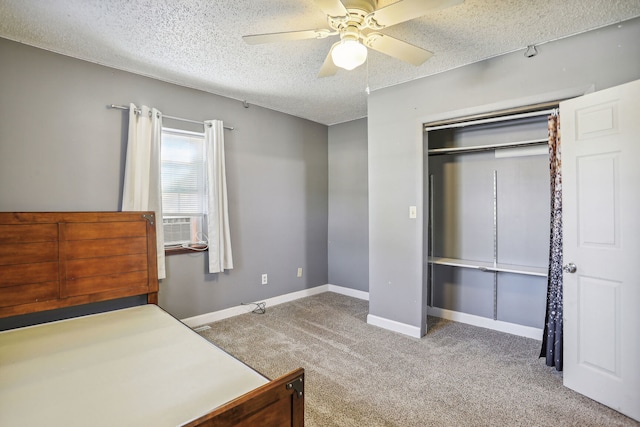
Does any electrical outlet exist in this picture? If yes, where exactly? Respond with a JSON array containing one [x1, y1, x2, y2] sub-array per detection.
[[297, 267, 303, 278], [261, 273, 268, 285]]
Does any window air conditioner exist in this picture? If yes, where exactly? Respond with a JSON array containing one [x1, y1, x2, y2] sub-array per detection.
[[163, 217, 192, 246]]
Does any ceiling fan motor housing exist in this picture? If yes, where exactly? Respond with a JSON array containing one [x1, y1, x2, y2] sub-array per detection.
[[328, 0, 380, 41], [343, 0, 377, 14]]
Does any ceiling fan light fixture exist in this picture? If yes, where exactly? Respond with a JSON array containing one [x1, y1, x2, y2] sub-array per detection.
[[331, 39, 368, 71]]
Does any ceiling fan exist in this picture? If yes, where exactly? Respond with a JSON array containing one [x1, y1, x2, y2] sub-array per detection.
[[243, 0, 464, 77]]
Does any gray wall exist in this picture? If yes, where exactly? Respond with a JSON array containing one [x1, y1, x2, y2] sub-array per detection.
[[367, 17, 640, 335], [0, 38, 328, 320], [328, 118, 369, 292]]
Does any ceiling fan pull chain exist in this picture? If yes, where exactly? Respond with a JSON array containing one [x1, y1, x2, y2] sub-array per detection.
[[366, 56, 370, 95]]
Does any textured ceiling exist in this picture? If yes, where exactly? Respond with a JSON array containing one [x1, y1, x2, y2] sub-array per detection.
[[1, 0, 639, 125]]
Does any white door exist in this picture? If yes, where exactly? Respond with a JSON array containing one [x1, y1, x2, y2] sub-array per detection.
[[561, 79, 640, 422]]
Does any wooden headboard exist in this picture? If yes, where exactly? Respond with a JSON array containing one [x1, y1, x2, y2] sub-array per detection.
[[0, 212, 159, 318]]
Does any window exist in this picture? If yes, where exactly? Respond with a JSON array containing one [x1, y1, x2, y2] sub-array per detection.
[[161, 127, 207, 253]]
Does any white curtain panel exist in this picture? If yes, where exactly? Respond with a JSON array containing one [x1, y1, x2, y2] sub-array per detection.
[[204, 120, 233, 273], [122, 103, 166, 279]]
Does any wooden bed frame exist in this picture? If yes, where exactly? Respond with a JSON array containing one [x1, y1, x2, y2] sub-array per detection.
[[0, 211, 304, 427]]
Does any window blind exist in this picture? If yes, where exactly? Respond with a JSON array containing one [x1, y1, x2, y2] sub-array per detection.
[[161, 128, 206, 217]]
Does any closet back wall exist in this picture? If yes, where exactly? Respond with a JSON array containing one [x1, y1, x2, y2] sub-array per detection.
[[0, 37, 328, 320]]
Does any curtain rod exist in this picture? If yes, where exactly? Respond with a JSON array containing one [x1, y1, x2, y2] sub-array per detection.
[[108, 104, 234, 131], [423, 100, 560, 132], [424, 109, 555, 132]]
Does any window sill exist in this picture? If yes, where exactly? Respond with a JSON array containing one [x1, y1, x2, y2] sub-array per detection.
[[165, 244, 208, 256]]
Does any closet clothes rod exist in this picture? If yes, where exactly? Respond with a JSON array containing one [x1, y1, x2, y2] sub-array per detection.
[[108, 104, 234, 130], [428, 137, 548, 156]]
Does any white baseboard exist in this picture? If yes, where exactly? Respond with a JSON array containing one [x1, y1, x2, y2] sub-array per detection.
[[181, 284, 368, 328], [366, 314, 423, 338], [327, 284, 369, 301], [182, 285, 541, 341], [427, 306, 543, 340], [332, 286, 422, 338]]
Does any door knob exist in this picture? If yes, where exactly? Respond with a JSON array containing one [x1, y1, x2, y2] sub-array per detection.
[[563, 263, 577, 274]]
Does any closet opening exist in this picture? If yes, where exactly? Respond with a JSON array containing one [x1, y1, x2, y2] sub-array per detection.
[[423, 104, 557, 335]]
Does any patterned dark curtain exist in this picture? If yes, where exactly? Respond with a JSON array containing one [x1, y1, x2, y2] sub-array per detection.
[[540, 113, 563, 371]]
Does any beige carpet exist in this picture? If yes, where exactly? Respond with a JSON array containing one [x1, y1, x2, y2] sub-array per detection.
[[198, 292, 637, 427]]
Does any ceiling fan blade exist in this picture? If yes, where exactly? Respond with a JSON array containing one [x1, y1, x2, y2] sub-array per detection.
[[367, 0, 464, 29], [366, 33, 433, 66], [243, 29, 332, 45], [318, 42, 340, 78], [314, 0, 349, 17]]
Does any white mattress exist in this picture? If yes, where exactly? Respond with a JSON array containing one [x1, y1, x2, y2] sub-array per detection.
[[0, 304, 268, 426]]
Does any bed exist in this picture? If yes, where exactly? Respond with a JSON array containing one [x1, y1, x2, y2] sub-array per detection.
[[0, 211, 304, 426]]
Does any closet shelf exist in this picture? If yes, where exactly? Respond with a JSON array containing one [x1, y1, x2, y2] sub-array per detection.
[[428, 257, 548, 277]]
